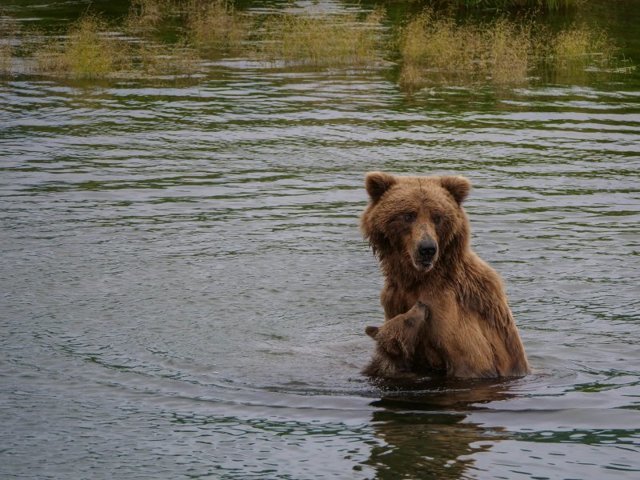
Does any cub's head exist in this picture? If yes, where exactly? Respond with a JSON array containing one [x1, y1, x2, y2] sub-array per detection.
[[365, 301, 429, 372], [360, 171, 471, 273]]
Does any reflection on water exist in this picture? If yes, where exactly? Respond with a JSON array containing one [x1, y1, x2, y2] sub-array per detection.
[[368, 410, 497, 479], [1, 1, 640, 479], [365, 380, 511, 479]]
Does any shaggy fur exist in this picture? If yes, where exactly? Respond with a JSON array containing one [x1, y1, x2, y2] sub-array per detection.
[[361, 172, 530, 378]]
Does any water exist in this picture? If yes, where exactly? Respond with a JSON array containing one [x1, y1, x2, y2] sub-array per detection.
[[2, 1, 640, 479]]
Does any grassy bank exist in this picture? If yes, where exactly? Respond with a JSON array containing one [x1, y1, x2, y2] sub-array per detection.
[[261, 10, 385, 67], [187, 0, 250, 56], [0, 12, 17, 76], [397, 8, 619, 90], [30, 13, 202, 79], [26, 2, 386, 77], [0, 1, 629, 86], [399, 12, 532, 87], [34, 15, 132, 78], [124, 0, 169, 34], [0, 43, 11, 75]]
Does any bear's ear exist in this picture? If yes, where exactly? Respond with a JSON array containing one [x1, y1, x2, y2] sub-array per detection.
[[365, 172, 397, 203], [440, 176, 471, 205], [365, 326, 379, 339]]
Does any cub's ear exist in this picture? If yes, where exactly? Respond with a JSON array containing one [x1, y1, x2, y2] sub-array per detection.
[[440, 176, 471, 205], [365, 171, 397, 203], [365, 326, 379, 339]]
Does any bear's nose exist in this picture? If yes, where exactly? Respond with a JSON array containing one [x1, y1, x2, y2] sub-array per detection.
[[418, 239, 437, 258]]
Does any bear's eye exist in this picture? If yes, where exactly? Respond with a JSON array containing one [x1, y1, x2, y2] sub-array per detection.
[[432, 213, 443, 225], [402, 212, 417, 223]]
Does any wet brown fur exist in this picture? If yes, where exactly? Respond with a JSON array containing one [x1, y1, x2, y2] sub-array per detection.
[[362, 301, 430, 379], [361, 172, 530, 378]]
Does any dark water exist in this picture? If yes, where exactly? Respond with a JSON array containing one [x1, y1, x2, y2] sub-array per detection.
[[2, 1, 640, 479]]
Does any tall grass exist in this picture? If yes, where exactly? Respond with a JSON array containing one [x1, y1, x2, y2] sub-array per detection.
[[4, 2, 627, 85], [538, 25, 618, 83], [488, 19, 532, 83], [125, 0, 170, 34], [35, 15, 131, 78], [397, 9, 620, 90], [398, 11, 532, 88], [187, 0, 250, 55], [0, 44, 11, 75], [0, 12, 17, 75], [552, 26, 613, 69], [30, 12, 202, 79], [261, 10, 384, 67]]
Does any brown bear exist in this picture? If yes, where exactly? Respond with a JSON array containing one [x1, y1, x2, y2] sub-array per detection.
[[360, 172, 530, 378], [362, 301, 430, 379]]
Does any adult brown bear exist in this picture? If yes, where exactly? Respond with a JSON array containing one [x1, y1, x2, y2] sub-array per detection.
[[360, 172, 530, 378]]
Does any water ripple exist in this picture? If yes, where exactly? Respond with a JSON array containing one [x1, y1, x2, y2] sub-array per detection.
[[2, 61, 640, 479]]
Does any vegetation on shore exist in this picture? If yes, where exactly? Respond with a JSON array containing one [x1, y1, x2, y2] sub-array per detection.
[[0, 0, 631, 88], [261, 10, 384, 67], [27, 10, 200, 79], [397, 8, 621, 90], [21, 1, 387, 78], [34, 15, 131, 78], [124, 0, 168, 34], [0, 43, 11, 75], [398, 12, 532, 88], [186, 0, 250, 56], [0, 12, 17, 76]]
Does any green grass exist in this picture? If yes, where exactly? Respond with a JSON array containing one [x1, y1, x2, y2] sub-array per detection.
[[397, 8, 621, 90], [0, 43, 11, 75], [539, 24, 619, 83], [35, 15, 131, 78], [31, 12, 202, 80], [0, 11, 17, 75], [124, 0, 170, 34], [1, 2, 628, 86], [553, 26, 613, 68], [186, 0, 250, 56], [398, 10, 532, 88], [260, 10, 385, 67]]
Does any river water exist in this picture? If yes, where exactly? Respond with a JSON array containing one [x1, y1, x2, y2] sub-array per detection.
[[1, 1, 640, 479]]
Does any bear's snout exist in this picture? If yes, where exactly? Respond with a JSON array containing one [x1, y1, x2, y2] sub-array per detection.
[[416, 238, 438, 269], [418, 239, 436, 258]]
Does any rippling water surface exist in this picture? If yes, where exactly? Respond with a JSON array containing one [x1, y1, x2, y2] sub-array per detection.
[[2, 1, 640, 479]]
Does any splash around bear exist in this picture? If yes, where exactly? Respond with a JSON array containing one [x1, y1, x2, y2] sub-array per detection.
[[361, 172, 530, 378]]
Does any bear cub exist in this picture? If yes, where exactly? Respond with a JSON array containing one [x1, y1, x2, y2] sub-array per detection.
[[362, 301, 430, 379]]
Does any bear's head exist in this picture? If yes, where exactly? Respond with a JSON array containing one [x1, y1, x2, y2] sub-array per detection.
[[365, 301, 430, 374], [360, 171, 471, 274]]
